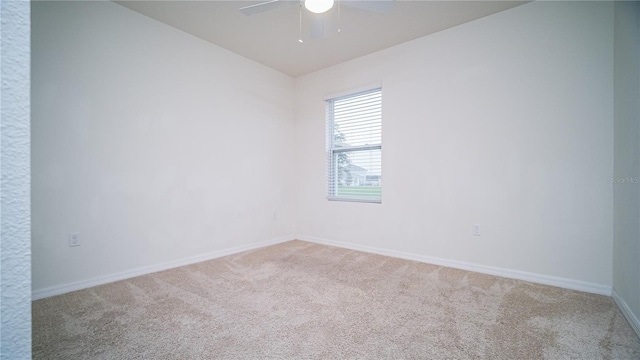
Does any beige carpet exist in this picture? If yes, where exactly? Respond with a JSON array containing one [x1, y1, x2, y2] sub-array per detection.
[[33, 240, 640, 359]]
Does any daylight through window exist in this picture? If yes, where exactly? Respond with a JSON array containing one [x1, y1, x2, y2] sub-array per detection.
[[326, 88, 382, 203]]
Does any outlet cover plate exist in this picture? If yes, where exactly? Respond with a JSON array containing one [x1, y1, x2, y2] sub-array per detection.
[[69, 232, 80, 247]]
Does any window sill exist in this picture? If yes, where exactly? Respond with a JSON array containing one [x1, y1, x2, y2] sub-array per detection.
[[327, 196, 381, 204]]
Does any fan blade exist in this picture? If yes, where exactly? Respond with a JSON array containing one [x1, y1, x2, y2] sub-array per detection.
[[239, 0, 291, 16], [341, 0, 395, 14]]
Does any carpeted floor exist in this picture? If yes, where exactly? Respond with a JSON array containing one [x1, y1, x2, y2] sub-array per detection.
[[33, 240, 640, 359]]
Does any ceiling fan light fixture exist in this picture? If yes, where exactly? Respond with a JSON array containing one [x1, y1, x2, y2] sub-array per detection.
[[304, 0, 334, 14]]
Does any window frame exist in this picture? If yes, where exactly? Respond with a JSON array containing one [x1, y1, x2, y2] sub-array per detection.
[[326, 87, 382, 203]]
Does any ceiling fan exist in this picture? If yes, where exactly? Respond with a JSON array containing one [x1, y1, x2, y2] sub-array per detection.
[[239, 0, 395, 41]]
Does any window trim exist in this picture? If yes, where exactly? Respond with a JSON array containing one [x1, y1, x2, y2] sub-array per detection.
[[326, 87, 382, 204]]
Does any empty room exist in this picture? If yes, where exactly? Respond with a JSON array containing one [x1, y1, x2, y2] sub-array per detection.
[[3, 0, 638, 358]]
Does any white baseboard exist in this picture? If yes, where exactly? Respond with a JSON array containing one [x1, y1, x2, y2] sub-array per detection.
[[32, 235, 295, 301], [35, 234, 614, 301], [612, 288, 640, 338], [297, 235, 612, 296]]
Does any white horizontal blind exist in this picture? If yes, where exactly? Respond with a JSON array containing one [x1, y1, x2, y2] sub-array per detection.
[[326, 88, 382, 202]]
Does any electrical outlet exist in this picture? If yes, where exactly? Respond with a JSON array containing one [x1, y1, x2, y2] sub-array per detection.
[[69, 232, 80, 247], [473, 224, 481, 236]]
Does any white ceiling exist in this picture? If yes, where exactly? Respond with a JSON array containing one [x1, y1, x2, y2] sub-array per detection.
[[115, 0, 528, 77]]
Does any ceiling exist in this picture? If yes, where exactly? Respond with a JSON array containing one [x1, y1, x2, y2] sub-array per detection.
[[115, 0, 528, 77]]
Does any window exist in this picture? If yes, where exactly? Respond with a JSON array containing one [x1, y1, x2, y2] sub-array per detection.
[[326, 88, 382, 203]]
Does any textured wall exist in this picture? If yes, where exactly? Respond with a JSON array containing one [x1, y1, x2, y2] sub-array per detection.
[[0, 0, 32, 359]]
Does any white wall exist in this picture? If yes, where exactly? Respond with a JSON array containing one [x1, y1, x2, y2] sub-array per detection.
[[32, 1, 620, 300], [613, 1, 640, 335], [295, 1, 614, 288], [1, 1, 32, 358], [31, 1, 296, 294]]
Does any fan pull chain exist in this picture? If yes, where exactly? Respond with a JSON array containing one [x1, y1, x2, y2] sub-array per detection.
[[298, 2, 304, 43], [337, 0, 341, 33]]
